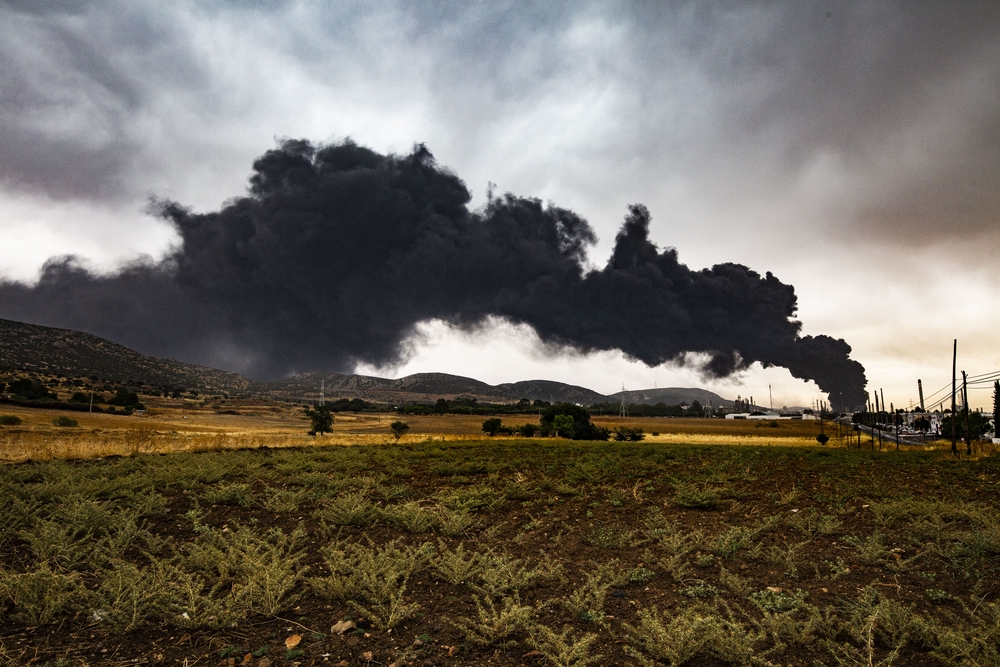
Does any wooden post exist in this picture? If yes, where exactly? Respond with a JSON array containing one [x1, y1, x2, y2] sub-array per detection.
[[951, 339, 958, 457], [963, 371, 972, 457], [875, 391, 883, 450], [892, 402, 898, 450]]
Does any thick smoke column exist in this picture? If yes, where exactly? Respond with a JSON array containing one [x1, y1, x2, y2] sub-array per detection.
[[0, 139, 867, 408]]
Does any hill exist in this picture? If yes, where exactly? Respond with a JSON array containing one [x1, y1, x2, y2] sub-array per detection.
[[0, 317, 254, 395], [608, 386, 734, 408], [262, 372, 608, 404], [1, 317, 734, 408]]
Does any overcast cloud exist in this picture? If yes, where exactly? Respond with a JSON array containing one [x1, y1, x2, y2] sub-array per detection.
[[1, 1, 998, 407]]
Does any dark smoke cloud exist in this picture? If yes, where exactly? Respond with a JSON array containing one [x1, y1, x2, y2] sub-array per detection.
[[0, 139, 867, 407]]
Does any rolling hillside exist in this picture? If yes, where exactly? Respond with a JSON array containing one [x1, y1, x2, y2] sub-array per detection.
[[0, 318, 254, 395], [262, 372, 608, 404], [607, 386, 734, 409], [1, 317, 735, 408]]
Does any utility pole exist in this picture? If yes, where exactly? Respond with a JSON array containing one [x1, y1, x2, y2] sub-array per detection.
[[769, 384, 773, 412], [962, 371, 971, 456], [619, 384, 628, 419], [320, 379, 325, 407], [951, 339, 958, 457], [889, 403, 899, 452], [89, 387, 94, 414], [877, 391, 883, 450]]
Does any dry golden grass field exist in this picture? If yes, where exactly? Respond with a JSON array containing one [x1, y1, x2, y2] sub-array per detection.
[[0, 398, 981, 462]]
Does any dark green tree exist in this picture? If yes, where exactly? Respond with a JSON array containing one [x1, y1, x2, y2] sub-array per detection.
[[517, 423, 539, 437], [305, 404, 334, 435], [8, 378, 56, 401], [540, 403, 610, 441], [940, 410, 992, 442], [108, 387, 143, 408], [482, 418, 503, 436], [390, 420, 409, 440], [552, 414, 575, 438]]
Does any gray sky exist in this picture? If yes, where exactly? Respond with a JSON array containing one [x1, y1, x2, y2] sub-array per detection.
[[1, 1, 998, 408]]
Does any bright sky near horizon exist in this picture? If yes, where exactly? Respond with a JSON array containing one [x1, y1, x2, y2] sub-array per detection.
[[1, 2, 998, 408]]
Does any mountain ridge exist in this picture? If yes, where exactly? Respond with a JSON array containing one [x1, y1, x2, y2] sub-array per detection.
[[1, 317, 735, 407], [0, 318, 611, 403]]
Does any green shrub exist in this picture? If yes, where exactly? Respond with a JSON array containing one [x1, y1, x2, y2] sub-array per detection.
[[52, 416, 79, 427], [672, 482, 722, 509], [624, 605, 760, 666], [174, 524, 308, 627], [527, 624, 602, 667], [454, 595, 534, 645], [200, 483, 253, 506], [311, 538, 429, 628], [313, 492, 379, 531], [614, 427, 645, 442], [0, 415, 22, 426], [91, 559, 173, 633], [749, 588, 807, 613], [0, 564, 84, 625], [432, 541, 480, 585], [382, 501, 439, 533]]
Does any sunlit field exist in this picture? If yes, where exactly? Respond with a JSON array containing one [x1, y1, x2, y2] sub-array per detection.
[[1, 398, 966, 463]]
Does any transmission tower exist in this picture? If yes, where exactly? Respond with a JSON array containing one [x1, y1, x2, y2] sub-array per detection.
[[619, 383, 628, 418]]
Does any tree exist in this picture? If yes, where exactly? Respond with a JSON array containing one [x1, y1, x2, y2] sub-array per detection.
[[816, 433, 829, 445], [553, 414, 575, 438], [940, 410, 992, 442], [305, 404, 334, 435], [517, 423, 539, 437], [390, 420, 409, 440], [482, 418, 503, 436], [540, 403, 610, 441], [108, 387, 142, 408], [8, 378, 56, 401]]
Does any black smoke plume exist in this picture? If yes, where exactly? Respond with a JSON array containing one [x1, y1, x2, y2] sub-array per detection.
[[0, 139, 867, 408]]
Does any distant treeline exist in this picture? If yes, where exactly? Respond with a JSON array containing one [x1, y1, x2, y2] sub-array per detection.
[[385, 398, 553, 416], [0, 376, 148, 414], [347, 397, 727, 417], [589, 400, 721, 417], [325, 397, 736, 417]]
